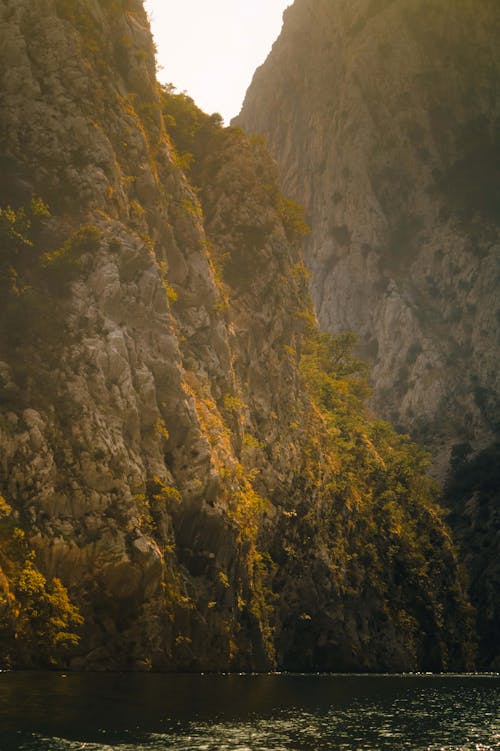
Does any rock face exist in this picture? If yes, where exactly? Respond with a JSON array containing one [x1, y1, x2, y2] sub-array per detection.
[[236, 0, 500, 666], [0, 0, 475, 671], [236, 0, 500, 469]]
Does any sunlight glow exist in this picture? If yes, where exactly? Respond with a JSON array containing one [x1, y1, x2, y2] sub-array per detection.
[[144, 0, 291, 123]]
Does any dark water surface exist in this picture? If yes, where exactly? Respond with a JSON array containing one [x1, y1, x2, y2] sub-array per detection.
[[0, 672, 498, 750]]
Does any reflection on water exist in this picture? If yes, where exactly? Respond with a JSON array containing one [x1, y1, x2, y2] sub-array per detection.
[[0, 672, 499, 750]]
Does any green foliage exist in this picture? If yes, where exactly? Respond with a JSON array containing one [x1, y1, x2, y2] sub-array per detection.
[[163, 282, 178, 302], [293, 330, 475, 668], [223, 393, 247, 415], [41, 224, 101, 293], [14, 562, 83, 653], [0, 201, 102, 367], [227, 482, 276, 661], [40, 246, 80, 291], [242, 432, 262, 451], [300, 331, 370, 434], [161, 84, 224, 174], [276, 195, 311, 242], [300, 330, 436, 494], [0, 198, 50, 295], [1, 197, 100, 300], [0, 497, 83, 667], [148, 476, 182, 507], [65, 224, 101, 254]]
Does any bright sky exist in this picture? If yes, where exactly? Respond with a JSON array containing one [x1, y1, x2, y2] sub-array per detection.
[[144, 1, 291, 123]]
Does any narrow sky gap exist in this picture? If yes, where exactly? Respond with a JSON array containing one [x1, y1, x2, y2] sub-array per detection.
[[144, 0, 291, 123]]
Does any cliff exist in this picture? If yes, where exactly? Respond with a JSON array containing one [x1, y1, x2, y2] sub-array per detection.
[[236, 0, 500, 667], [236, 0, 500, 466], [0, 0, 474, 671]]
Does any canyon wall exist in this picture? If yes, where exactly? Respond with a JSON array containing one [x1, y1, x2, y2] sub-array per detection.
[[237, 0, 500, 469], [0, 0, 475, 670], [236, 0, 500, 667]]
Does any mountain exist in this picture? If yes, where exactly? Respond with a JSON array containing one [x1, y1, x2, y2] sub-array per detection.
[[236, 0, 500, 466], [0, 0, 474, 671], [236, 0, 500, 667]]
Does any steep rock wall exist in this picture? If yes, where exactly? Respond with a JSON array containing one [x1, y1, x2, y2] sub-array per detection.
[[0, 0, 475, 670], [236, 0, 500, 666], [236, 0, 500, 470]]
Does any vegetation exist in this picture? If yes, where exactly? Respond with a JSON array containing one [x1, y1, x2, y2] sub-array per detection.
[[445, 441, 500, 667], [157, 84, 474, 669], [160, 85, 224, 173], [0, 497, 82, 668], [300, 330, 370, 433], [0, 198, 50, 297], [160, 84, 309, 296], [0, 198, 101, 297], [276, 194, 311, 243], [0, 198, 102, 364], [269, 328, 476, 670]]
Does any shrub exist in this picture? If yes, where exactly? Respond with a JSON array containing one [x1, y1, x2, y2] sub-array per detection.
[[161, 84, 224, 175], [0, 498, 83, 667], [277, 195, 311, 242]]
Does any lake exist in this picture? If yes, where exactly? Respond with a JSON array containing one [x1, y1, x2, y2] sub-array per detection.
[[0, 672, 498, 750]]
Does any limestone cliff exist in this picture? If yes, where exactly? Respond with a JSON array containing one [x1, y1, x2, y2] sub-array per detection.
[[236, 0, 500, 469], [236, 0, 500, 667], [0, 0, 474, 670]]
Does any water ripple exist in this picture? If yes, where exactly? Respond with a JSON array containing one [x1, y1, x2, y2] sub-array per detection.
[[4, 675, 499, 751]]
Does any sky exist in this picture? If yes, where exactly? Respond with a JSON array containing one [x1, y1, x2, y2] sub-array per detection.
[[143, 1, 291, 123]]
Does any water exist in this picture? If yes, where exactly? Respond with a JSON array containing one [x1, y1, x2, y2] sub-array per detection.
[[0, 672, 498, 750]]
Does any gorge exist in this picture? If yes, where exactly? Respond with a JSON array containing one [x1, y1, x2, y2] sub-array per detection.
[[0, 0, 496, 674]]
